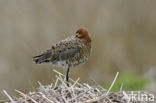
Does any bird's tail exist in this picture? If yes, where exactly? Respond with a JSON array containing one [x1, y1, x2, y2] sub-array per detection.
[[33, 50, 51, 64]]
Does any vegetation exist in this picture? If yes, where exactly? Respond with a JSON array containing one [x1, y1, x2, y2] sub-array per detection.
[[2, 70, 155, 103], [106, 71, 149, 92]]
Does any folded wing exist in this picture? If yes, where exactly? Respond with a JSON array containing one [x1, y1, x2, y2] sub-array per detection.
[[33, 41, 81, 64]]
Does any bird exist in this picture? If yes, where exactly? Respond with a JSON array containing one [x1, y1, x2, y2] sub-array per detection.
[[33, 28, 91, 85]]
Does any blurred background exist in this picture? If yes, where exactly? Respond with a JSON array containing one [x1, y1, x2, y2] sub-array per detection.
[[0, 0, 156, 99]]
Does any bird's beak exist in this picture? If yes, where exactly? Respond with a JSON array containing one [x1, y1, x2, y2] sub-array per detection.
[[76, 33, 79, 37]]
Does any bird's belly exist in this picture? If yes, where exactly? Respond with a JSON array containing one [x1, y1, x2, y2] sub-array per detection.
[[53, 56, 88, 69], [54, 61, 69, 69]]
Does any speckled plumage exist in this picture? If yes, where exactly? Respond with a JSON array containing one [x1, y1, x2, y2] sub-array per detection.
[[33, 28, 91, 83]]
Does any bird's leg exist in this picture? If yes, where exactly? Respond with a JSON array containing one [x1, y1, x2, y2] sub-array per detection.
[[66, 67, 70, 86]]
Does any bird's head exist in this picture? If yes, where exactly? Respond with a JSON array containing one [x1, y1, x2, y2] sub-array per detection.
[[75, 28, 91, 42]]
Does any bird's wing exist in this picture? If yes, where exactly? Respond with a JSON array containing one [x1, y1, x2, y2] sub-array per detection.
[[51, 40, 81, 62], [33, 49, 52, 64]]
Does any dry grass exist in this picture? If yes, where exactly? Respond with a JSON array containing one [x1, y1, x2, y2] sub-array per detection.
[[1, 70, 155, 103]]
